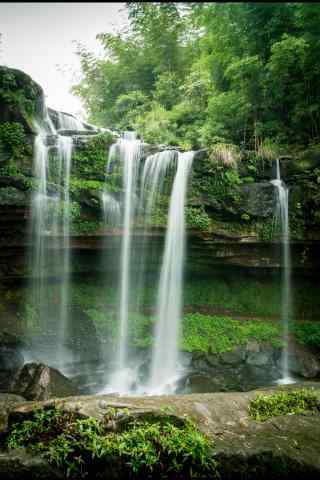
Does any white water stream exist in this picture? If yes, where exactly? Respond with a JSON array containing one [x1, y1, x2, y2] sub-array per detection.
[[271, 160, 294, 384]]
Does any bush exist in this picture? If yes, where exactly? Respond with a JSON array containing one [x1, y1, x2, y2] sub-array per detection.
[[249, 389, 319, 422]]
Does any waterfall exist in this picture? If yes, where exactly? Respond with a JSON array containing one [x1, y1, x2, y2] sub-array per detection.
[[58, 111, 84, 131], [29, 108, 73, 368], [134, 150, 177, 313], [106, 132, 143, 393], [55, 135, 72, 361], [30, 125, 50, 331], [148, 151, 194, 393], [271, 159, 294, 384], [102, 192, 121, 227], [102, 139, 194, 395]]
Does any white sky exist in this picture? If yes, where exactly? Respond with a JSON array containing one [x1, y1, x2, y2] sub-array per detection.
[[0, 2, 127, 119]]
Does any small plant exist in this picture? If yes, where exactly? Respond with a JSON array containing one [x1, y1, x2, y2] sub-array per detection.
[[6, 406, 218, 479], [249, 389, 319, 422], [210, 143, 240, 167], [186, 206, 211, 231]]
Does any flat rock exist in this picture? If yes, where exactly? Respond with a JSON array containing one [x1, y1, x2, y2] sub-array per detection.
[[2, 383, 320, 479]]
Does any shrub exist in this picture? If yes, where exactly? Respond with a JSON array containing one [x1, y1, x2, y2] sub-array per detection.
[[6, 406, 218, 479], [249, 389, 319, 422]]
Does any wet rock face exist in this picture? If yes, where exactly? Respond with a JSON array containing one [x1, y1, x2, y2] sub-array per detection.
[[186, 343, 281, 393], [0, 333, 24, 392], [239, 182, 276, 218], [182, 340, 320, 393], [287, 341, 320, 379], [10, 363, 78, 401]]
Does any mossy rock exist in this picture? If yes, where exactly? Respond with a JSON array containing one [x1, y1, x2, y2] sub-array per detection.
[[0, 66, 45, 133]]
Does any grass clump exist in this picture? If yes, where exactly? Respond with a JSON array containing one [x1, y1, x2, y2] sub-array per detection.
[[6, 406, 218, 479], [249, 389, 319, 422]]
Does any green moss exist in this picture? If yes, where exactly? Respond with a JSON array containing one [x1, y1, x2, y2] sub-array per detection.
[[181, 313, 282, 353], [249, 389, 319, 422], [71, 132, 115, 179], [6, 406, 218, 479], [183, 278, 281, 317]]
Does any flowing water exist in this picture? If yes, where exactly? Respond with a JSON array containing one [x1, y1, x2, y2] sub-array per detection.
[[102, 144, 194, 395], [105, 132, 143, 393], [29, 109, 73, 369], [102, 192, 121, 227], [148, 151, 194, 394], [134, 150, 177, 314], [271, 160, 294, 384], [58, 111, 84, 131]]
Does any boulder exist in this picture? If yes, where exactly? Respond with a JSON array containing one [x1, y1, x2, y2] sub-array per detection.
[[10, 363, 78, 401], [220, 346, 246, 365], [288, 342, 320, 379]]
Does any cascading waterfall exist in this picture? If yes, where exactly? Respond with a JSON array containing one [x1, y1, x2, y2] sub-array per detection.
[[29, 107, 73, 369], [55, 135, 72, 360], [58, 111, 84, 131], [148, 151, 194, 393], [134, 150, 177, 313], [30, 124, 50, 331], [107, 132, 143, 392], [271, 159, 294, 384], [102, 192, 121, 227], [102, 136, 194, 395]]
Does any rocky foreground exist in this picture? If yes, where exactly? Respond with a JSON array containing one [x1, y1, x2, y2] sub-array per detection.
[[0, 383, 319, 479]]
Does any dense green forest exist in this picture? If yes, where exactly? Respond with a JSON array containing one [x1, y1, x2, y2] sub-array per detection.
[[73, 2, 320, 151]]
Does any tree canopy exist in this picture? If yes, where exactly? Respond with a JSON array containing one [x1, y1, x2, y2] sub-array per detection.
[[72, 2, 320, 150]]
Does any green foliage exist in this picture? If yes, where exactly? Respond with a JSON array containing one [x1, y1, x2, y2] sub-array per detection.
[[0, 121, 31, 169], [6, 406, 218, 479], [181, 313, 282, 353], [70, 219, 102, 235], [71, 132, 115, 178], [134, 102, 177, 145], [294, 322, 320, 349], [186, 206, 211, 231], [73, 3, 320, 148], [256, 217, 277, 241], [193, 161, 242, 207], [0, 68, 39, 116], [249, 389, 319, 422]]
